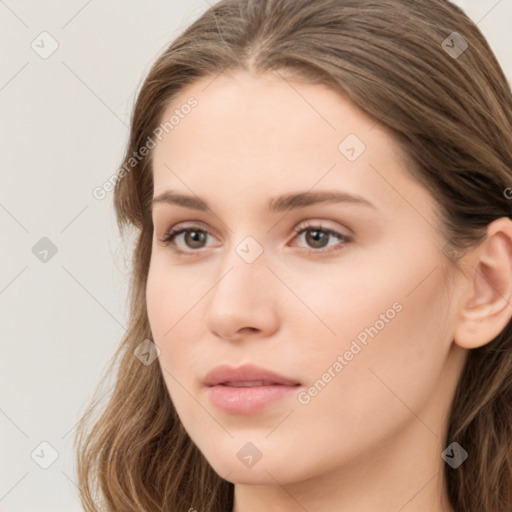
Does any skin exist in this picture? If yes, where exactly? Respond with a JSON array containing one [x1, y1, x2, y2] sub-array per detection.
[[146, 69, 512, 512]]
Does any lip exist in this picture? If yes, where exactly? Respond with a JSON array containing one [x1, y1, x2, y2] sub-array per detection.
[[204, 363, 300, 387], [204, 363, 301, 414]]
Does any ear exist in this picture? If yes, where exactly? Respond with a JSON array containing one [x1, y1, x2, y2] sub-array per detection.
[[453, 217, 512, 349]]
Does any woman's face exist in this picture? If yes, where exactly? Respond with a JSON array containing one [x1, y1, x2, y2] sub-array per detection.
[[146, 70, 467, 487]]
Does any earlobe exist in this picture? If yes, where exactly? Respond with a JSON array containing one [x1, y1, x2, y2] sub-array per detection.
[[453, 217, 512, 349]]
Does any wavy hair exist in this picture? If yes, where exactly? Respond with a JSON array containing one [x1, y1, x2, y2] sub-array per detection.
[[75, 1, 512, 510]]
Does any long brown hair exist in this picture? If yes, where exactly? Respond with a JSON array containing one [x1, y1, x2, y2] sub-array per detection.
[[75, 1, 512, 510]]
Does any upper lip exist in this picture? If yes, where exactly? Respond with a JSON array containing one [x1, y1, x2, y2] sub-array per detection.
[[204, 363, 301, 387]]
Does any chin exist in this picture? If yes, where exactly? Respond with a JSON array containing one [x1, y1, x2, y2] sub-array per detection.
[[200, 443, 309, 486]]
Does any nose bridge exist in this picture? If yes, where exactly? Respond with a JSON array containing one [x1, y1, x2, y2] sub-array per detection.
[[204, 233, 278, 338], [213, 233, 268, 305]]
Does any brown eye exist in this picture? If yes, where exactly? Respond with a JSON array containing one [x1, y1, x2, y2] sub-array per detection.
[[183, 230, 207, 249], [160, 227, 211, 251], [159, 223, 350, 256], [304, 229, 330, 249], [292, 224, 350, 254]]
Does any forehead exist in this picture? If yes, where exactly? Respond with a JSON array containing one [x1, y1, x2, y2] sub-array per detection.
[[154, 69, 381, 158], [150, 70, 432, 218]]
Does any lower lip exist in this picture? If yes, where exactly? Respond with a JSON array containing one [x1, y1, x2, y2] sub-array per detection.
[[207, 384, 300, 414]]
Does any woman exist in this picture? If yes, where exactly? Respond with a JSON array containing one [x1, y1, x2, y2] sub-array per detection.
[[75, 1, 512, 511]]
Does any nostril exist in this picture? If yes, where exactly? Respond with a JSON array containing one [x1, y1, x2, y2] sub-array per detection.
[[239, 326, 258, 333]]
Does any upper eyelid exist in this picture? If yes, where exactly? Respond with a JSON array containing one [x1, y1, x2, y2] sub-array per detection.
[[159, 219, 348, 237]]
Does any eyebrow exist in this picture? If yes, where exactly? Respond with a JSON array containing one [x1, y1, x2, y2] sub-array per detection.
[[151, 189, 377, 212]]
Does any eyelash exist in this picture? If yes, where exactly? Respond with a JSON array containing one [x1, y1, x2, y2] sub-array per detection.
[[158, 222, 351, 256]]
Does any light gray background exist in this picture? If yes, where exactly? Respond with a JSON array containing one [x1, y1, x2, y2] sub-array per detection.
[[1, 1, 511, 510]]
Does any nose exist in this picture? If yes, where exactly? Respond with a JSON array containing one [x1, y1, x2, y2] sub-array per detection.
[[203, 243, 280, 342]]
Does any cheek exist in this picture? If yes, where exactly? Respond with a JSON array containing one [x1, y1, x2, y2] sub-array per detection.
[[312, 269, 450, 431], [146, 255, 203, 338], [296, 250, 451, 419], [146, 257, 208, 386], [146, 291, 200, 423]]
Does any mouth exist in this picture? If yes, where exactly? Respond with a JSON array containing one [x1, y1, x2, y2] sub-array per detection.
[[217, 380, 298, 387], [204, 364, 301, 414]]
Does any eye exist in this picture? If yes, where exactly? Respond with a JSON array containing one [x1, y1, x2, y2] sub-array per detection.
[[291, 223, 350, 254], [158, 222, 350, 255], [158, 225, 214, 253]]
